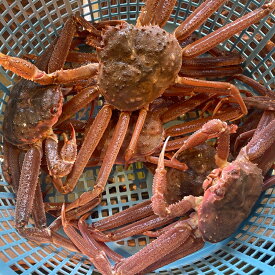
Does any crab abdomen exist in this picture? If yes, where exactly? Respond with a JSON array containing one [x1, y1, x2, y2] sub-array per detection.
[[198, 160, 263, 243]]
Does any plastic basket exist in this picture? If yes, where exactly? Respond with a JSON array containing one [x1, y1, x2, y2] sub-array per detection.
[[0, 0, 274, 274]]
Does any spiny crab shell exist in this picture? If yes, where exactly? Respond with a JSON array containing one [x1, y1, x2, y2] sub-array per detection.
[[97, 24, 182, 111], [198, 153, 263, 243], [3, 82, 63, 147]]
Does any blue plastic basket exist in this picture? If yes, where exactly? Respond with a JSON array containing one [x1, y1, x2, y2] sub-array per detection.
[[0, 0, 274, 274]]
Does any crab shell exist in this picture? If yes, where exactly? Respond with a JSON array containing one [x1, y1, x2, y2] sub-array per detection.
[[198, 156, 263, 243], [3, 81, 63, 147], [97, 24, 182, 111]]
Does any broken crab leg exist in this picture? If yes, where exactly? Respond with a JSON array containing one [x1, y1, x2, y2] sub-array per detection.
[[176, 76, 247, 117], [114, 217, 196, 275], [66, 112, 130, 211], [61, 205, 113, 275], [182, 1, 275, 58], [92, 200, 153, 231], [60, 105, 112, 194], [174, 0, 227, 41], [56, 86, 99, 126], [125, 107, 148, 167]]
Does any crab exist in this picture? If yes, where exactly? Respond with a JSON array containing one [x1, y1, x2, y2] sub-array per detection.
[[0, 17, 104, 248]]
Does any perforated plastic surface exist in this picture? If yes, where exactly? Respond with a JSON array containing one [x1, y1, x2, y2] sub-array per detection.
[[0, 1, 274, 274]]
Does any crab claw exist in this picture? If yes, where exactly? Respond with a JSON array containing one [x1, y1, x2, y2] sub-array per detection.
[[45, 126, 77, 193]]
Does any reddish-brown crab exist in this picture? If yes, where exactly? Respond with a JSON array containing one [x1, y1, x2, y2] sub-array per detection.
[[0, 17, 103, 249]]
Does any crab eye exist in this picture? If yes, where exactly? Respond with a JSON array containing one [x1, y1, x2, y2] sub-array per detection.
[[50, 106, 58, 114]]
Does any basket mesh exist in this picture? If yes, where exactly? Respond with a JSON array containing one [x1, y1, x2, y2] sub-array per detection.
[[0, 0, 274, 274]]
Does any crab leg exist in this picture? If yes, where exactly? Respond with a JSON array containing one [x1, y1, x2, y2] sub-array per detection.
[[161, 93, 214, 123], [65, 112, 131, 211], [172, 119, 236, 160], [91, 214, 174, 242], [15, 145, 42, 228], [114, 217, 198, 275], [182, 1, 275, 58], [136, 0, 176, 27], [165, 106, 242, 137], [176, 76, 247, 117], [232, 74, 275, 98], [2, 141, 21, 191], [58, 105, 112, 194], [92, 200, 153, 231], [180, 66, 242, 78], [263, 176, 275, 191], [139, 235, 204, 274], [79, 215, 123, 262], [125, 107, 148, 166], [56, 86, 99, 126], [174, 0, 227, 41], [32, 183, 47, 229], [182, 54, 243, 68], [61, 205, 113, 275], [0, 53, 99, 85]]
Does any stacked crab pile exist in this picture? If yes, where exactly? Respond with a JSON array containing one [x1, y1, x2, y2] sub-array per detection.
[[0, 0, 274, 274]]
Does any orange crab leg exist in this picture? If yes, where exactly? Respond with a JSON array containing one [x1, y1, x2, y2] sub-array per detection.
[[57, 105, 112, 194], [165, 107, 242, 137], [114, 217, 197, 275], [182, 1, 275, 58], [61, 205, 113, 275], [174, 0, 227, 41], [125, 107, 148, 166], [176, 76, 247, 117], [136, 0, 177, 27], [232, 74, 275, 98], [92, 200, 153, 231], [66, 111, 131, 211], [182, 54, 243, 68], [56, 86, 99, 126]]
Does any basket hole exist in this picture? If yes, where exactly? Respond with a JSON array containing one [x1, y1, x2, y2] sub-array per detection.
[[112, 207, 119, 215], [120, 195, 128, 203], [131, 193, 139, 201], [119, 185, 127, 192], [110, 197, 118, 205]]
